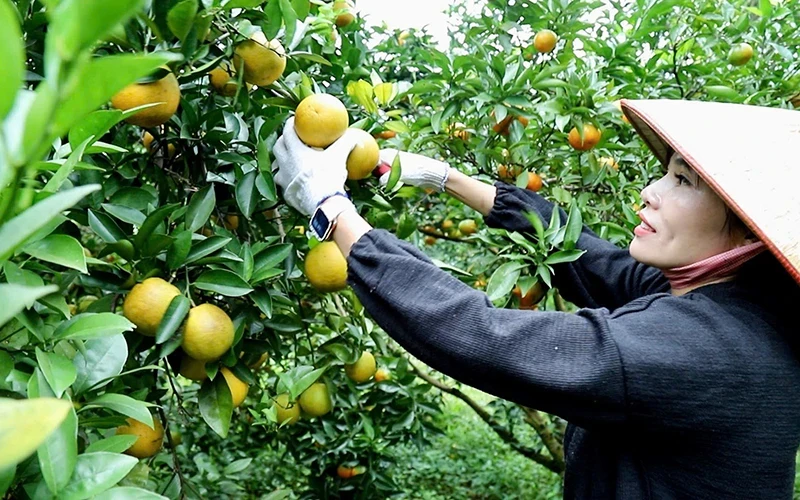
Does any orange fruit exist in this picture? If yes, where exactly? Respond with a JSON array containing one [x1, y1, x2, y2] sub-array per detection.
[[115, 417, 164, 458], [179, 356, 208, 381], [181, 304, 235, 362], [123, 278, 181, 337], [346, 129, 380, 180], [233, 32, 286, 87], [220, 367, 249, 408], [599, 157, 619, 170], [458, 219, 478, 235], [567, 124, 601, 151], [533, 29, 558, 53], [298, 382, 332, 417], [274, 393, 300, 425], [727, 42, 754, 66], [513, 282, 546, 309], [424, 236, 436, 245], [294, 94, 350, 148], [373, 130, 396, 140], [223, 214, 239, 231], [111, 72, 181, 128], [209, 62, 239, 96], [526, 172, 543, 192], [334, 1, 355, 27], [345, 351, 376, 383], [305, 241, 348, 293], [374, 368, 390, 382]]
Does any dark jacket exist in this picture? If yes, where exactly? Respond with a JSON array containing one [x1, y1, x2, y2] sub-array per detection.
[[346, 183, 800, 499]]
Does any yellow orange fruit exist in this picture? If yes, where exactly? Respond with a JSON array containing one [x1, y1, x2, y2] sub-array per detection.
[[613, 100, 631, 124], [533, 29, 558, 53], [345, 351, 376, 383], [374, 368, 390, 382], [181, 304, 235, 362], [424, 236, 436, 245], [209, 62, 239, 96], [567, 124, 601, 151], [179, 356, 208, 381], [441, 219, 454, 230], [274, 393, 300, 425], [513, 282, 546, 309], [111, 72, 181, 128], [599, 156, 619, 170], [458, 219, 478, 235], [305, 241, 348, 293], [526, 172, 543, 192], [346, 129, 380, 180], [233, 32, 286, 87], [115, 416, 164, 459], [142, 131, 176, 158], [334, 0, 355, 27], [123, 278, 181, 337], [299, 382, 332, 417], [373, 130, 396, 140], [248, 352, 269, 370], [220, 367, 249, 408], [223, 214, 239, 231], [398, 30, 410, 46], [294, 94, 350, 148]]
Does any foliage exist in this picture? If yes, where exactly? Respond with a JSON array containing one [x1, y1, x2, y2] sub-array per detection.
[[1, 0, 799, 497]]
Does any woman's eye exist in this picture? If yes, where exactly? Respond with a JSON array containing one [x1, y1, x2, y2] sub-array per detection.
[[675, 173, 690, 185]]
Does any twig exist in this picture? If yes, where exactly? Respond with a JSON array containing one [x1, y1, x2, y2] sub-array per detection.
[[520, 406, 565, 469], [418, 227, 477, 244], [157, 406, 188, 499], [409, 363, 564, 473]]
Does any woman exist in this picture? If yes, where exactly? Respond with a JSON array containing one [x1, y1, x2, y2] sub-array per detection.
[[273, 99, 800, 498]]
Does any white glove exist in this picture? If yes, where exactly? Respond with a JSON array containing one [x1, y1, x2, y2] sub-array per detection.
[[378, 149, 450, 192], [273, 117, 360, 216]]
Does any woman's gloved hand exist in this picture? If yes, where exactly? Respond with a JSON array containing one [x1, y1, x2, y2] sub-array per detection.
[[273, 117, 360, 215], [378, 149, 450, 192]]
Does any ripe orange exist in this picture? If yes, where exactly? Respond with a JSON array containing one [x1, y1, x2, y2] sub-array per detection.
[[274, 393, 300, 425], [497, 164, 522, 181], [567, 124, 601, 151], [526, 172, 543, 192], [533, 29, 558, 53], [492, 114, 529, 136], [111, 72, 181, 128], [441, 219, 454, 230], [305, 241, 348, 293], [458, 219, 478, 235], [447, 122, 470, 140], [599, 157, 619, 170], [142, 131, 176, 158], [294, 94, 350, 148], [123, 278, 181, 337], [346, 129, 380, 180], [373, 130, 396, 140], [513, 282, 546, 309], [298, 382, 332, 417], [220, 367, 249, 408], [345, 351, 377, 383], [115, 417, 164, 458], [233, 32, 286, 87], [181, 304, 235, 362], [209, 62, 239, 96], [223, 214, 239, 231], [333, 1, 355, 27], [374, 368, 390, 382], [179, 356, 208, 381], [424, 236, 436, 245]]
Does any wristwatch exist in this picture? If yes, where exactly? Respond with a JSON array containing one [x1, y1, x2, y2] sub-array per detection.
[[309, 194, 354, 241]]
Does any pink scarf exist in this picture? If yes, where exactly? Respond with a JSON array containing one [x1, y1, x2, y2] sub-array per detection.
[[662, 241, 767, 291]]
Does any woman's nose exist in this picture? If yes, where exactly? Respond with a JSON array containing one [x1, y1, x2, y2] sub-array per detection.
[[641, 181, 662, 209]]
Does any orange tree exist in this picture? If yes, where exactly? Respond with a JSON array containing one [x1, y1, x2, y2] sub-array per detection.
[[1, 0, 799, 498], [0, 0, 445, 498]]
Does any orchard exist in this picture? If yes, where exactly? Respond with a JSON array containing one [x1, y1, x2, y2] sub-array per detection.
[[1, 0, 798, 498]]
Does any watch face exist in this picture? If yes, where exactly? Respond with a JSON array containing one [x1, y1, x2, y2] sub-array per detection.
[[311, 210, 331, 240]]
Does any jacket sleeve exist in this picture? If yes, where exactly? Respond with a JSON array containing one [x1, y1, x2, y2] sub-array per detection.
[[347, 229, 749, 434], [484, 183, 669, 310]]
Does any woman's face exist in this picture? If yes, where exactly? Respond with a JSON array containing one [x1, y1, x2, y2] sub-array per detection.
[[629, 154, 742, 269]]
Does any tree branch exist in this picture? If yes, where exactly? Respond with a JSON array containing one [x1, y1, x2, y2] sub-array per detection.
[[409, 363, 564, 473], [418, 226, 477, 244], [520, 406, 565, 470]]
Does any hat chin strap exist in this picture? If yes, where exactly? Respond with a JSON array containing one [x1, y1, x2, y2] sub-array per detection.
[[663, 241, 766, 292]]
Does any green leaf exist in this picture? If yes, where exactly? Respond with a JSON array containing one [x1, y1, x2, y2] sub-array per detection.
[[133, 204, 180, 252], [57, 452, 138, 500], [0, 398, 72, 470], [43, 137, 92, 193], [166, 0, 198, 41], [94, 487, 168, 500], [53, 313, 135, 341], [23, 234, 88, 273], [564, 201, 583, 251], [486, 262, 525, 302], [49, 0, 144, 61], [346, 81, 377, 114], [185, 185, 215, 233], [223, 0, 265, 9], [0, 0, 24, 120], [235, 170, 259, 219], [705, 85, 740, 100], [223, 458, 252, 475], [0, 284, 59, 328], [254, 243, 292, 270], [29, 371, 78, 496], [385, 151, 402, 191], [194, 270, 253, 297], [101, 203, 146, 226], [184, 236, 231, 265], [88, 210, 126, 243], [73, 334, 128, 395], [53, 53, 179, 138], [0, 465, 14, 497], [35, 348, 77, 398], [277, 365, 325, 399], [199, 376, 233, 438], [544, 249, 586, 265], [68, 109, 129, 150], [0, 185, 99, 266], [155, 295, 190, 344], [84, 394, 154, 428], [252, 290, 272, 319], [84, 435, 138, 454], [166, 230, 192, 270]]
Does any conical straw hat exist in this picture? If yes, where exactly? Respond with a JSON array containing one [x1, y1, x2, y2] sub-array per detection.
[[620, 99, 800, 285]]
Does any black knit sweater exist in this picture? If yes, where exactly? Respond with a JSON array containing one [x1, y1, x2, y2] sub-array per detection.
[[346, 183, 800, 499]]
